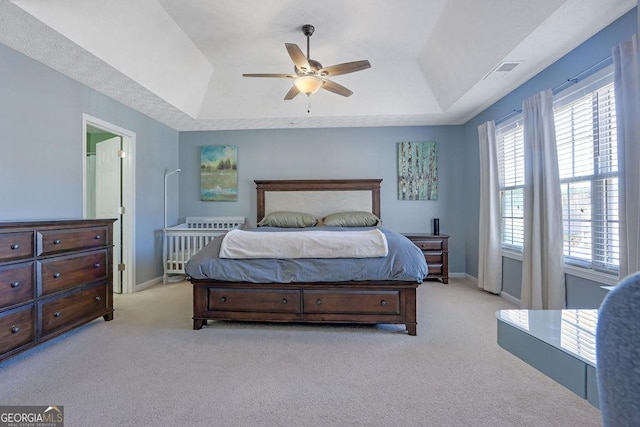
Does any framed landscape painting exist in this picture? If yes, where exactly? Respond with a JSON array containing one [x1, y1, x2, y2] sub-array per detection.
[[397, 141, 438, 200], [200, 145, 237, 201]]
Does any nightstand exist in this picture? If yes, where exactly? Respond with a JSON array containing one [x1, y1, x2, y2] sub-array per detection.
[[403, 233, 449, 284]]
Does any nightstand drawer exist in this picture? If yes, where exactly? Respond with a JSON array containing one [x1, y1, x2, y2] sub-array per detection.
[[425, 253, 443, 264], [427, 264, 443, 275], [413, 239, 444, 251]]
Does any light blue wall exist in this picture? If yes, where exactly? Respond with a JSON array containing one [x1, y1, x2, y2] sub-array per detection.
[[0, 43, 180, 283], [462, 8, 638, 307], [178, 126, 468, 273]]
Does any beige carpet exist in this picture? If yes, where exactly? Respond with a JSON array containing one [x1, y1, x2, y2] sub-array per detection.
[[0, 278, 601, 426]]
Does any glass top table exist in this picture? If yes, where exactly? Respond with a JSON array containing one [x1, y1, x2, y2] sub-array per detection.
[[496, 309, 599, 406], [496, 309, 597, 366]]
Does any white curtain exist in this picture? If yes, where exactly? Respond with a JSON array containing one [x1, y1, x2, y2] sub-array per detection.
[[614, 33, 640, 278], [477, 121, 502, 294], [521, 90, 566, 309]]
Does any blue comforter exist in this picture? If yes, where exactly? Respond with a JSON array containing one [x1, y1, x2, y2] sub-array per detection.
[[185, 227, 427, 284]]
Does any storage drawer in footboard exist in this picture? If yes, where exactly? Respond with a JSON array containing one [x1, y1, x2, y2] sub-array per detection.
[[303, 290, 401, 315], [207, 288, 301, 313]]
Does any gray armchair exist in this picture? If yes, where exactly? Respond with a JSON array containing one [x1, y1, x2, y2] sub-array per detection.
[[596, 271, 640, 426]]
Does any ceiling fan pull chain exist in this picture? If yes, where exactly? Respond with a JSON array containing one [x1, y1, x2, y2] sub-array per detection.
[[307, 95, 312, 114]]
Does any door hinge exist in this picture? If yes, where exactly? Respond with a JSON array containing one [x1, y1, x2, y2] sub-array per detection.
[[118, 206, 125, 214], [118, 150, 127, 158], [118, 263, 126, 271]]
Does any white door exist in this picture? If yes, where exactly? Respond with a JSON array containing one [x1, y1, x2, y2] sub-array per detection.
[[96, 137, 123, 293]]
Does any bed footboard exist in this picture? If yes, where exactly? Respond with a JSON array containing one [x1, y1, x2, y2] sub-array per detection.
[[191, 280, 419, 335]]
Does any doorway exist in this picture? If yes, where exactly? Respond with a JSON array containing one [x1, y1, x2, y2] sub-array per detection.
[[82, 114, 137, 293]]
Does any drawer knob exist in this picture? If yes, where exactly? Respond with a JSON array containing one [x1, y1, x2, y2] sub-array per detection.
[[11, 326, 20, 334], [11, 281, 20, 288], [282, 298, 288, 304], [53, 239, 61, 244], [53, 273, 61, 279], [10, 243, 19, 250], [95, 235, 102, 240], [220, 296, 227, 303], [316, 299, 322, 305], [381, 300, 387, 306], [94, 263, 101, 268], [95, 296, 102, 302], [54, 311, 61, 317]]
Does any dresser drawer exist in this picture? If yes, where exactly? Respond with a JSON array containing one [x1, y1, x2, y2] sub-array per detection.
[[38, 226, 108, 255], [303, 290, 400, 315], [207, 289, 301, 313], [0, 232, 34, 262], [0, 262, 35, 309], [40, 282, 107, 336], [40, 250, 107, 296], [0, 304, 35, 355]]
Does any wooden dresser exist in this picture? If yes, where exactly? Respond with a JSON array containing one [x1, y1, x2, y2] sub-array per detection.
[[0, 219, 115, 362], [403, 233, 449, 284]]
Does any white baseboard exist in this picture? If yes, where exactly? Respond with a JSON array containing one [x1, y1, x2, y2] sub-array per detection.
[[500, 291, 520, 306], [459, 273, 477, 284], [135, 276, 163, 292]]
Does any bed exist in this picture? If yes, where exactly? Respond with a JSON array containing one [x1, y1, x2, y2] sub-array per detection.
[[186, 179, 428, 335], [163, 216, 245, 283]]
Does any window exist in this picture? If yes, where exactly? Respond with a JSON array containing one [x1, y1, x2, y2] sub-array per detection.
[[497, 120, 525, 250], [555, 76, 619, 273], [495, 67, 619, 275]]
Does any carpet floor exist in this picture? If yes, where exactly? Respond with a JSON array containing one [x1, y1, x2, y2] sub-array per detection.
[[0, 278, 601, 426]]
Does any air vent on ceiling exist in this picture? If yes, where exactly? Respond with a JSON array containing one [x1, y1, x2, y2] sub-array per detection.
[[483, 61, 522, 80]]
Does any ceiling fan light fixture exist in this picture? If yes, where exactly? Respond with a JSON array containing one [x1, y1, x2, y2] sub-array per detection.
[[294, 75, 323, 95]]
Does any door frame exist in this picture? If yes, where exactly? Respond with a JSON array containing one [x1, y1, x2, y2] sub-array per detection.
[[82, 113, 137, 294]]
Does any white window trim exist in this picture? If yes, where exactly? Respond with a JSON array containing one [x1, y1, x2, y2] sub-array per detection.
[[501, 250, 619, 285]]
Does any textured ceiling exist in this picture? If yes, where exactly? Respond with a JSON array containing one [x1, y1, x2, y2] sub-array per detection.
[[1, 0, 636, 131]]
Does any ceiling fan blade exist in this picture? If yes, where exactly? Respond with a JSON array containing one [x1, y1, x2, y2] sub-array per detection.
[[319, 60, 371, 76], [242, 73, 296, 78], [284, 86, 300, 100], [321, 79, 353, 97], [285, 43, 311, 72]]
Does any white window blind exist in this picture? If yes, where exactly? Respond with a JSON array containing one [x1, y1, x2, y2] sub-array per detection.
[[555, 79, 619, 273], [495, 66, 619, 275], [497, 120, 525, 250]]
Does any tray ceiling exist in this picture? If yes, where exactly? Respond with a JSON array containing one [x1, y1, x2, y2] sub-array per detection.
[[1, 0, 636, 131]]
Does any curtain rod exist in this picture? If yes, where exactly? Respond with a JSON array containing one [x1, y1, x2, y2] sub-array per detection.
[[494, 55, 613, 125]]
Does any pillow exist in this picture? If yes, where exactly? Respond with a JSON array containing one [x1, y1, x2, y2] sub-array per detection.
[[322, 211, 381, 227], [257, 211, 317, 228]]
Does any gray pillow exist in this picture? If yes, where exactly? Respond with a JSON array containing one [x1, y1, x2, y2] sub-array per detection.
[[257, 211, 317, 228], [322, 211, 381, 227]]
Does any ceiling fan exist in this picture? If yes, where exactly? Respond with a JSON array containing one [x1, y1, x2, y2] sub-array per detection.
[[242, 24, 371, 101]]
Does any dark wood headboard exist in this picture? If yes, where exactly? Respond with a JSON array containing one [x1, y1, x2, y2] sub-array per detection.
[[254, 179, 382, 223]]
